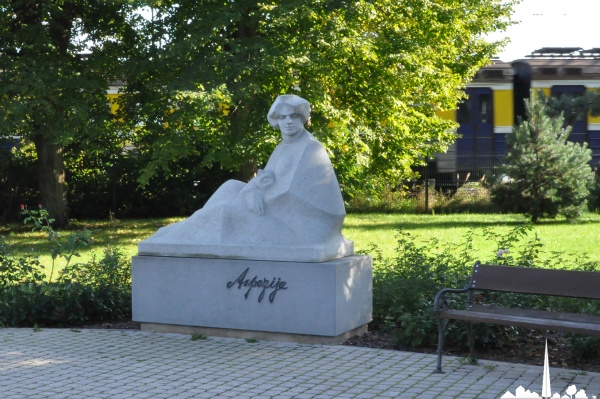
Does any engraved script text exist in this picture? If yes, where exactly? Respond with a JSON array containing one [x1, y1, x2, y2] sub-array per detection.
[[226, 268, 288, 303]]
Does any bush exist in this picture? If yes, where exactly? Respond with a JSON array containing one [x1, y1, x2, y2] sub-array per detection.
[[372, 224, 600, 357], [0, 140, 40, 221], [0, 138, 234, 221], [568, 335, 600, 361], [0, 247, 132, 327], [66, 143, 233, 219], [0, 207, 131, 327], [431, 182, 495, 214], [345, 184, 418, 213], [589, 169, 600, 213], [371, 229, 476, 347]]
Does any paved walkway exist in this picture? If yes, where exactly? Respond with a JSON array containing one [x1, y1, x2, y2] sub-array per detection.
[[1, 328, 599, 399]]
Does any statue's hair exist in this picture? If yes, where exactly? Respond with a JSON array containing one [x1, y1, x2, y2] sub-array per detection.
[[267, 95, 310, 127]]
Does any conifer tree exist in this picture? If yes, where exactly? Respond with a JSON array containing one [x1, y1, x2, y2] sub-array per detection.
[[490, 92, 594, 223]]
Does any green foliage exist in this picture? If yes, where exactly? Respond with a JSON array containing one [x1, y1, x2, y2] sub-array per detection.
[[117, 0, 515, 193], [0, 207, 131, 327], [489, 93, 595, 222], [432, 183, 495, 214], [567, 335, 600, 361], [21, 205, 92, 283], [0, 0, 145, 225], [65, 140, 233, 219], [371, 229, 476, 347], [589, 170, 600, 213], [345, 185, 418, 213], [542, 89, 600, 125], [0, 141, 39, 221], [0, 237, 45, 287], [0, 137, 233, 220], [372, 224, 600, 356], [191, 332, 207, 341]]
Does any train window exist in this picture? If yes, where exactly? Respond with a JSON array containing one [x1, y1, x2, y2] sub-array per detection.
[[551, 86, 587, 122], [484, 70, 504, 79], [564, 68, 582, 76], [456, 100, 470, 125], [541, 68, 558, 75], [480, 94, 492, 124], [572, 92, 586, 121]]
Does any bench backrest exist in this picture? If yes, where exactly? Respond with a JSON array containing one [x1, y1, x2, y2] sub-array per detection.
[[470, 263, 600, 300]]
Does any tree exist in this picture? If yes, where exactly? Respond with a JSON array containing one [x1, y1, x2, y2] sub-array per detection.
[[541, 89, 600, 126], [490, 93, 595, 222], [117, 0, 516, 199], [0, 1, 142, 226]]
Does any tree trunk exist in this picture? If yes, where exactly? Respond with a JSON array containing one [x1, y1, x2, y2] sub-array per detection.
[[33, 135, 69, 227], [229, 103, 258, 182], [234, 159, 258, 182]]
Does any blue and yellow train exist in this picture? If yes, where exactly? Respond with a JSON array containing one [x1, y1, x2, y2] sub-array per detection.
[[433, 47, 600, 188]]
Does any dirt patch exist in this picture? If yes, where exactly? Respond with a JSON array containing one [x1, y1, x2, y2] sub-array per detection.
[[82, 320, 141, 330], [343, 328, 600, 373]]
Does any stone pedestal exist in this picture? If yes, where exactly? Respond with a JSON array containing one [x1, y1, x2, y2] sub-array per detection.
[[132, 255, 372, 344]]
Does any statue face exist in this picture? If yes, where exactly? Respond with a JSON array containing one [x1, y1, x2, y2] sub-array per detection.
[[277, 105, 304, 138]]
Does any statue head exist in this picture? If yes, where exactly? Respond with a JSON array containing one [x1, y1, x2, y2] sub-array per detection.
[[267, 95, 310, 128]]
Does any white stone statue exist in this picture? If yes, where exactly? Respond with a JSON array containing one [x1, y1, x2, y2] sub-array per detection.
[[138, 95, 354, 262]]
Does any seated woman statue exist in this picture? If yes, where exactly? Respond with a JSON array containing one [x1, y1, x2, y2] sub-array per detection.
[[138, 95, 354, 262]]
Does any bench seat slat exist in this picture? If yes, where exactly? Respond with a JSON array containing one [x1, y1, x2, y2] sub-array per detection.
[[465, 304, 600, 324], [439, 309, 600, 336]]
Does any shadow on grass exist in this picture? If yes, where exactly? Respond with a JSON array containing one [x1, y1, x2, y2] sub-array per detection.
[[0, 217, 180, 255], [349, 219, 527, 232], [348, 214, 600, 232]]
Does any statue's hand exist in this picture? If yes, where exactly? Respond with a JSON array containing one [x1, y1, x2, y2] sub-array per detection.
[[255, 169, 275, 190], [245, 189, 265, 216]]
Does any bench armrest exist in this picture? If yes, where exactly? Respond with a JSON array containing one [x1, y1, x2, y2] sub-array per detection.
[[433, 286, 471, 312]]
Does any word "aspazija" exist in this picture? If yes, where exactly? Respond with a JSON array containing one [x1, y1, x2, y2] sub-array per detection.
[[226, 267, 288, 303]]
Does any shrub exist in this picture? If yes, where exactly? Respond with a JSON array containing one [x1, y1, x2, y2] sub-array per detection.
[[0, 140, 39, 221], [0, 207, 131, 327], [372, 224, 600, 357], [66, 143, 233, 219], [371, 229, 476, 347], [488, 93, 594, 222], [568, 335, 600, 361], [345, 184, 418, 213], [0, 138, 234, 221], [431, 182, 495, 214], [589, 169, 600, 213]]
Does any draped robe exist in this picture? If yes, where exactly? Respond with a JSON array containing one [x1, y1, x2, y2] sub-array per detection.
[[138, 129, 354, 262]]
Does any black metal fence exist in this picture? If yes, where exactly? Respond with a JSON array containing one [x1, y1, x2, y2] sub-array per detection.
[[417, 151, 600, 192]]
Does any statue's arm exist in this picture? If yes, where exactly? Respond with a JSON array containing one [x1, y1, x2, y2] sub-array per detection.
[[239, 170, 274, 216], [243, 188, 265, 215]]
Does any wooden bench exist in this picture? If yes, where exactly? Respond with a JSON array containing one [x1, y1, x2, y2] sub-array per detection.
[[433, 261, 600, 373]]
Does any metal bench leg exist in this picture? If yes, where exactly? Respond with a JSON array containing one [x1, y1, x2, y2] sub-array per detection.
[[435, 316, 449, 373], [466, 321, 477, 364]]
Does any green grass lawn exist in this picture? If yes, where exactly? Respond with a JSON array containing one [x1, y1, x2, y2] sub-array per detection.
[[345, 213, 600, 263], [2, 212, 600, 278]]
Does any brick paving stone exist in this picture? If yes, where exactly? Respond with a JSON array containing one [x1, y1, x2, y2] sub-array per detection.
[[2, 328, 600, 399]]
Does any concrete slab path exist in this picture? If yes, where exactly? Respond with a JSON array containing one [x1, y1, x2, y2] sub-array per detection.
[[1, 328, 599, 399]]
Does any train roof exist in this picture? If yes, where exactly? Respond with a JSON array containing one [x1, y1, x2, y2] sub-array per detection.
[[473, 49, 600, 83], [472, 60, 514, 83], [524, 47, 600, 59], [519, 58, 600, 81]]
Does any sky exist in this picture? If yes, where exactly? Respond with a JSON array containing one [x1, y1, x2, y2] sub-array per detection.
[[488, 0, 600, 61]]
